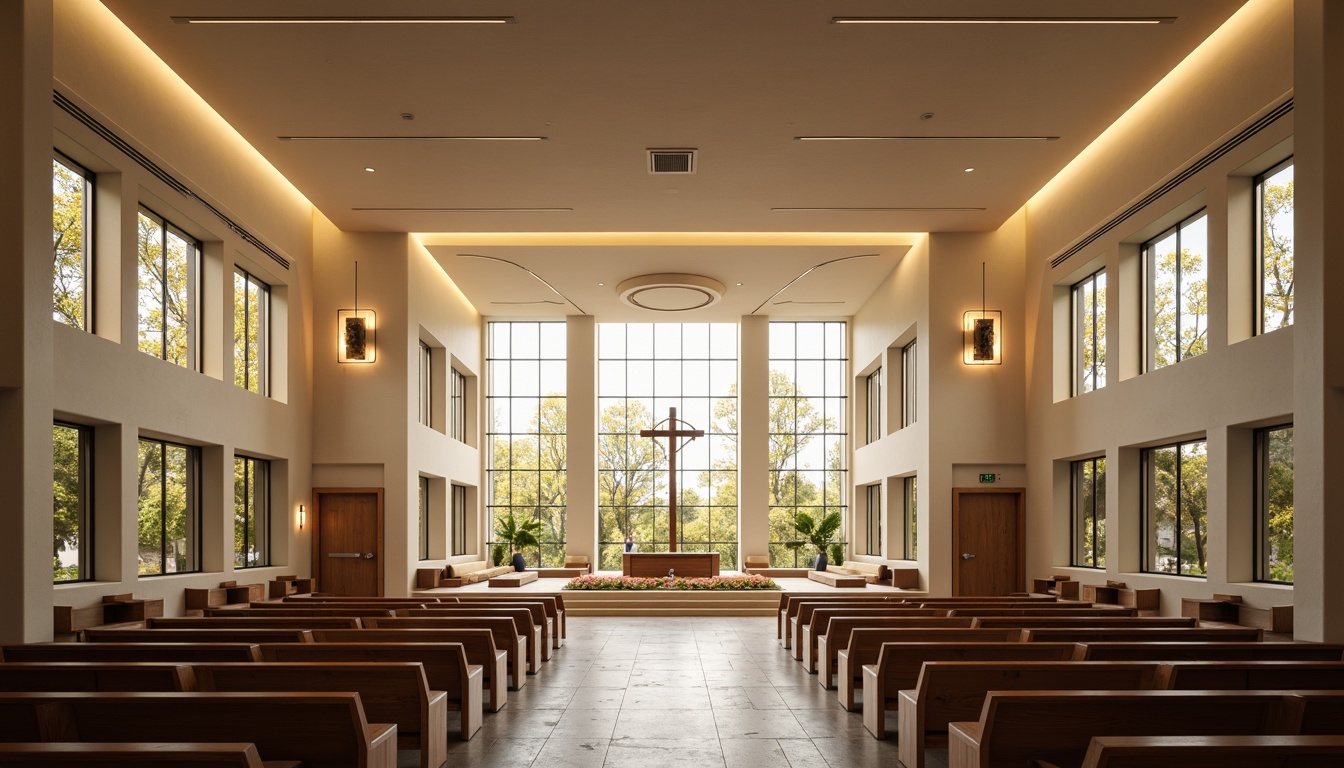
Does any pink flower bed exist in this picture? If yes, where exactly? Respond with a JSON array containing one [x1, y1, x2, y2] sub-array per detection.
[[563, 574, 779, 591]]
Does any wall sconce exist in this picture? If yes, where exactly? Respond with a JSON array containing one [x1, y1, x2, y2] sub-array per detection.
[[298, 504, 306, 530], [337, 261, 376, 363], [963, 262, 1002, 365]]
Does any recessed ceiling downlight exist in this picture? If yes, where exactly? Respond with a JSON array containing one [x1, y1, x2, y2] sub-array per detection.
[[617, 274, 725, 312]]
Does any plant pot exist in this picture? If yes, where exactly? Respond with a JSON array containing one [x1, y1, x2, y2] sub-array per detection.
[[814, 552, 829, 571], [511, 552, 527, 572]]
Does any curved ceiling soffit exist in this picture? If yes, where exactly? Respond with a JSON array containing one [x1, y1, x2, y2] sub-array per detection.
[[456, 253, 588, 315], [750, 253, 880, 315]]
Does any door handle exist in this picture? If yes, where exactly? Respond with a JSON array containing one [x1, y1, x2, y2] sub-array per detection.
[[363, 553, 375, 560], [329, 552, 361, 558], [961, 553, 976, 560]]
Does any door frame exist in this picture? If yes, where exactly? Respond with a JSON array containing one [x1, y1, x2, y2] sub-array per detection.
[[312, 487, 385, 597], [951, 487, 1025, 596]]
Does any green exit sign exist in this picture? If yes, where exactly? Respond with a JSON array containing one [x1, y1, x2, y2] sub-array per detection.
[[979, 473, 998, 483]]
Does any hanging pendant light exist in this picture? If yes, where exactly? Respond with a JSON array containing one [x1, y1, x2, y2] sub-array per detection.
[[963, 261, 1002, 365], [337, 261, 376, 363]]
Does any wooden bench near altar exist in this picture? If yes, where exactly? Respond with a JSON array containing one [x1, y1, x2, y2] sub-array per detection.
[[622, 552, 720, 578]]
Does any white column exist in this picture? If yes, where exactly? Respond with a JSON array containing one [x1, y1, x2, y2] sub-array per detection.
[[566, 316, 598, 567], [738, 316, 770, 565]]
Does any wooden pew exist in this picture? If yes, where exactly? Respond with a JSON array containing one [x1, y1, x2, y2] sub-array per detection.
[[778, 595, 894, 644], [817, 616, 975, 689], [396, 607, 544, 670], [195, 662, 449, 766], [894, 661, 1165, 768], [0, 692, 397, 768], [311, 627, 509, 711], [799, 606, 953, 668], [858, 642, 1077, 736], [946, 607, 1137, 617], [1076, 642, 1344, 661], [0, 742, 298, 767], [81, 628, 313, 644], [1078, 734, 1344, 768], [1023, 627, 1264, 643], [2, 644, 262, 663], [284, 595, 451, 603], [969, 616, 1196, 629], [1162, 661, 1344, 690], [835, 628, 1027, 711], [248, 601, 432, 611], [805, 612, 971, 675], [258, 642, 482, 741], [792, 603, 949, 658], [0, 663, 195, 692], [1298, 690, 1344, 735], [203, 608, 394, 618], [150, 616, 362, 630], [946, 691, 1303, 768], [362, 616, 528, 689], [450, 594, 567, 642]]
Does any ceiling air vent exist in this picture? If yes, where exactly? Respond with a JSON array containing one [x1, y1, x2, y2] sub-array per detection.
[[648, 149, 696, 174]]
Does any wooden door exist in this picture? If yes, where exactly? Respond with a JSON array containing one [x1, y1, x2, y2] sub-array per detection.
[[952, 488, 1024, 596], [313, 488, 383, 597]]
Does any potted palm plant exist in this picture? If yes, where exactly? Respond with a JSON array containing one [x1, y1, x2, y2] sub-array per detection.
[[785, 510, 843, 571], [495, 512, 543, 572]]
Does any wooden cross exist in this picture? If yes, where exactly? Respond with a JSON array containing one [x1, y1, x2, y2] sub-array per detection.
[[639, 407, 704, 553]]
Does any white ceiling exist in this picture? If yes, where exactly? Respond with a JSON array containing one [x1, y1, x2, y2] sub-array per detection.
[[99, 0, 1245, 319]]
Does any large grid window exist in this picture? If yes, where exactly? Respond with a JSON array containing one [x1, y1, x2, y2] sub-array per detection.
[[137, 207, 200, 369], [1072, 269, 1106, 394], [53, 422, 92, 582], [486, 322, 567, 568], [418, 341, 432, 427], [902, 340, 918, 428], [450, 367, 466, 442], [865, 368, 881, 444], [768, 321, 848, 566], [53, 154, 92, 331], [234, 268, 269, 394], [860, 484, 881, 556], [1071, 456, 1106, 568], [597, 323, 738, 571], [1255, 425, 1293, 583], [1256, 159, 1294, 334], [1145, 212, 1208, 371], [137, 438, 200, 575], [903, 476, 918, 560], [451, 484, 468, 556], [1143, 439, 1208, 576], [234, 455, 269, 568], [418, 475, 431, 561]]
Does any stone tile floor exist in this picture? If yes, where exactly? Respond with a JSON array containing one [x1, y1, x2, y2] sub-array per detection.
[[419, 615, 950, 768]]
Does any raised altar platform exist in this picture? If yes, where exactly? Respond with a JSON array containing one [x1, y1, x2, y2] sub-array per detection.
[[622, 551, 720, 578]]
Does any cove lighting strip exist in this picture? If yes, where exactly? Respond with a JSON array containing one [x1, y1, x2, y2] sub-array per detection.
[[771, 207, 986, 212], [354, 207, 573, 212], [279, 136, 548, 141], [174, 16, 515, 24], [831, 16, 1174, 25], [795, 136, 1058, 141]]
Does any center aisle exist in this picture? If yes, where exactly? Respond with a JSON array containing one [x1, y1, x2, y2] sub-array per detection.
[[437, 615, 924, 768]]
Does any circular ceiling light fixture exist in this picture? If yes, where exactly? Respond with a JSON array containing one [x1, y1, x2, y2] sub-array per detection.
[[617, 273, 726, 312]]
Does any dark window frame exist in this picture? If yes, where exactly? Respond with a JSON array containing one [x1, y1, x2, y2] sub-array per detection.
[[53, 421, 93, 583], [1143, 210, 1209, 372], [901, 340, 918, 428], [52, 152, 94, 333], [418, 475, 431, 561], [234, 266, 270, 396], [862, 483, 881, 556], [1253, 423, 1294, 584], [1254, 157, 1295, 336], [451, 483, 468, 557], [137, 205, 201, 370], [1071, 268, 1106, 395], [450, 366, 466, 442], [1141, 438, 1209, 578], [865, 367, 882, 444], [137, 437, 202, 577], [418, 341, 432, 428], [903, 475, 918, 560], [1070, 456, 1106, 568], [234, 454, 270, 569]]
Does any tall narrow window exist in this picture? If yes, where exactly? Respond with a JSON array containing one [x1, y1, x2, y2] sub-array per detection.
[[1255, 425, 1293, 583], [903, 476, 918, 560], [862, 484, 881, 556], [1143, 439, 1208, 576], [418, 475, 431, 561], [451, 483, 468, 556], [53, 154, 92, 331], [768, 321, 848, 566], [1145, 212, 1208, 371], [597, 323, 738, 570], [901, 340, 918, 427], [865, 368, 882, 444], [1072, 269, 1107, 394], [487, 322, 567, 568], [450, 367, 466, 442], [418, 341, 432, 427], [1256, 159, 1294, 334], [53, 422, 92, 582], [234, 268, 269, 394], [234, 455, 269, 568], [1071, 456, 1106, 568], [137, 438, 200, 575], [138, 208, 199, 368]]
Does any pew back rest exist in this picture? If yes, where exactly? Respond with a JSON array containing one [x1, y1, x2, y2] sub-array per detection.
[[809, 607, 954, 636], [1077, 642, 1344, 661], [915, 661, 1164, 727], [948, 607, 1138, 617], [394, 608, 533, 638], [0, 742, 273, 766], [81, 629, 313, 644], [970, 616, 1196, 629], [310, 628, 499, 668], [195, 661, 430, 731], [1023, 627, 1264, 643], [257, 642, 471, 701], [0, 662, 194, 692], [2, 644, 261, 663], [871, 642, 1079, 692], [1079, 734, 1344, 768], [846, 628, 1028, 673], [1163, 661, 1344, 690], [149, 617, 363, 629], [360, 617, 520, 648]]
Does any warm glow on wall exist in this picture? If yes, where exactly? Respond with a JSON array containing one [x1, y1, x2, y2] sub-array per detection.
[[298, 504, 306, 529], [338, 261, 376, 363], [963, 310, 1002, 365]]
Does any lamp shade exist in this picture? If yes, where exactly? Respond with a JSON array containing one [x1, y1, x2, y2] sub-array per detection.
[[963, 310, 1002, 365]]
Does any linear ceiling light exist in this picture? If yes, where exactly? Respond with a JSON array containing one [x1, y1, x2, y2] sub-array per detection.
[[353, 207, 572, 212], [174, 16, 515, 24], [771, 207, 986, 212], [280, 136, 546, 142], [795, 135, 1057, 142], [831, 16, 1173, 25]]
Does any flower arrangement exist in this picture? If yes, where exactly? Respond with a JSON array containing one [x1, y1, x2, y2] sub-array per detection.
[[564, 574, 779, 591]]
